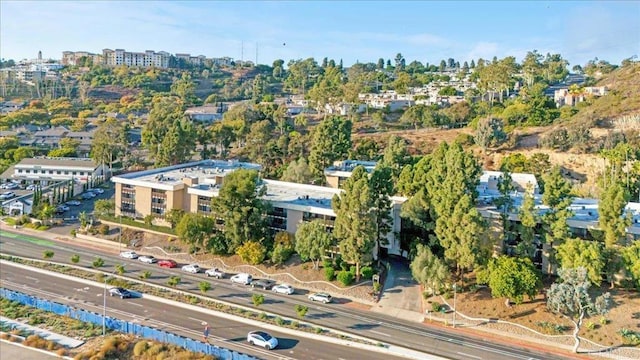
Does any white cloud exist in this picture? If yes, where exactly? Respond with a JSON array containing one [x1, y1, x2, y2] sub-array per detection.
[[466, 42, 499, 61]]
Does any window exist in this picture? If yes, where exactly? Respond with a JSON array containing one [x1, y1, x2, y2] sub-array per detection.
[[197, 196, 211, 214], [56, 171, 61, 175]]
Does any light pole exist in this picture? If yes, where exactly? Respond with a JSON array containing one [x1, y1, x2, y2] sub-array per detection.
[[452, 284, 457, 328]]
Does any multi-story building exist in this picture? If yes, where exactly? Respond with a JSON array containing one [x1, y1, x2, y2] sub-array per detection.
[[61, 51, 103, 66], [8, 157, 107, 185], [111, 159, 407, 257], [324, 160, 377, 188]]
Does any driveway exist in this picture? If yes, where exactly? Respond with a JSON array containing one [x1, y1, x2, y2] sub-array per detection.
[[370, 256, 424, 322]]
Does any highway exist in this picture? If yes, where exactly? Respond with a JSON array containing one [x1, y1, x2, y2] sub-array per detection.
[[0, 263, 410, 360], [0, 229, 570, 360]]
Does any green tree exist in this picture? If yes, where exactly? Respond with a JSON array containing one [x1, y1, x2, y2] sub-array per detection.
[[236, 241, 267, 265], [91, 118, 128, 175], [517, 190, 539, 258], [94, 199, 115, 217], [43, 250, 54, 259], [369, 165, 393, 262], [410, 244, 450, 295], [165, 209, 185, 229], [557, 239, 604, 286], [295, 220, 333, 269], [212, 169, 268, 252], [175, 213, 215, 253], [380, 135, 412, 184], [308, 116, 352, 182], [141, 94, 188, 165], [198, 281, 211, 293], [295, 304, 309, 318], [115, 264, 125, 275], [70, 254, 80, 264], [547, 268, 610, 353], [621, 241, 640, 289], [280, 158, 314, 183], [170, 72, 199, 106], [252, 293, 265, 307], [479, 255, 540, 305], [598, 180, 631, 249], [494, 172, 515, 245], [332, 166, 376, 280], [541, 166, 574, 276], [474, 117, 507, 151], [521, 50, 543, 87]]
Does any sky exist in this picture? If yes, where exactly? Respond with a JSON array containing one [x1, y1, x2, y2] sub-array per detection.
[[1, 1, 639, 67]]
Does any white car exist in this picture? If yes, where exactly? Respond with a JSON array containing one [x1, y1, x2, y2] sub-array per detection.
[[181, 264, 201, 274], [205, 268, 225, 279], [2, 182, 19, 190], [230, 273, 252, 285], [57, 205, 70, 212], [308, 292, 332, 304], [90, 188, 105, 194], [247, 331, 278, 350], [26, 184, 37, 191], [138, 255, 157, 264], [272, 284, 295, 295], [81, 192, 96, 199], [119, 251, 138, 259], [66, 200, 81, 206]]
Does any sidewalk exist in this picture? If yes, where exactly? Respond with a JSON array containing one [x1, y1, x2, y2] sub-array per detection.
[[0, 316, 85, 348]]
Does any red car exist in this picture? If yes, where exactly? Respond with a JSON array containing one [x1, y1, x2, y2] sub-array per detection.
[[158, 259, 177, 268]]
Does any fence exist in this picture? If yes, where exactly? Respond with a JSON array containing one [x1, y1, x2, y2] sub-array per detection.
[[0, 288, 255, 360]]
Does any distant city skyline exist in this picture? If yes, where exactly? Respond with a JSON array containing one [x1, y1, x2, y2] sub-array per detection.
[[1, 1, 638, 67]]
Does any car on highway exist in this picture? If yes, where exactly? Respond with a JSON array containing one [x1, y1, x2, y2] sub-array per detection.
[[205, 268, 225, 279], [0, 191, 16, 200], [66, 200, 81, 206], [181, 264, 201, 274], [271, 284, 295, 295], [138, 255, 157, 264], [250, 278, 276, 290], [109, 287, 132, 299], [119, 251, 138, 259], [158, 259, 178, 268], [230, 273, 252, 285], [247, 331, 278, 350], [308, 292, 332, 304]]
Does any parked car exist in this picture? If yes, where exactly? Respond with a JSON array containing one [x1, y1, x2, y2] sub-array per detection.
[[271, 284, 295, 295], [119, 251, 138, 259], [89, 188, 104, 194], [181, 264, 201, 274], [0, 191, 15, 200], [158, 259, 177, 268], [247, 331, 278, 350], [26, 184, 37, 191], [66, 200, 81, 206], [57, 205, 70, 212], [250, 279, 275, 290], [205, 268, 225, 279], [81, 192, 96, 200], [138, 255, 157, 264], [1, 182, 19, 190], [308, 292, 332, 304], [230, 273, 252, 285], [109, 287, 132, 299]]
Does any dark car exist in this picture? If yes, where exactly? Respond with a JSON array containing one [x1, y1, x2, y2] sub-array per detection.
[[158, 259, 178, 268], [109, 287, 132, 299], [250, 279, 276, 290]]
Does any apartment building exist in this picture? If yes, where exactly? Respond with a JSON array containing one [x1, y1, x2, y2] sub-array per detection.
[[61, 51, 103, 66], [102, 49, 171, 68], [111, 159, 407, 257]]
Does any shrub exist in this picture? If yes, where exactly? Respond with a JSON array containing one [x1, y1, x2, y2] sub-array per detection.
[[43, 250, 54, 259], [295, 304, 308, 318], [322, 258, 333, 268], [70, 228, 77, 237], [199, 281, 211, 293], [274, 317, 285, 326], [599, 317, 609, 325], [337, 270, 354, 286], [236, 241, 267, 265], [133, 341, 148, 356], [270, 243, 294, 265], [349, 265, 356, 275], [258, 312, 268, 320], [361, 266, 374, 279], [373, 282, 382, 293], [290, 320, 299, 328], [454, 133, 475, 146], [314, 327, 323, 334], [97, 224, 110, 235], [167, 276, 181, 287], [70, 254, 80, 264], [324, 266, 335, 281], [431, 302, 442, 313], [586, 321, 596, 330], [92, 257, 105, 268], [140, 270, 151, 279], [252, 294, 264, 307]]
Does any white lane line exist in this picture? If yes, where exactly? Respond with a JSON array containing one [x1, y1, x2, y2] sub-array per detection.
[[369, 330, 391, 337], [127, 302, 143, 307], [188, 316, 206, 323], [457, 352, 482, 360], [25, 276, 39, 282]]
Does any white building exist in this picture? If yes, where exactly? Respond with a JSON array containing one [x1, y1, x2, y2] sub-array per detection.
[[10, 157, 107, 185]]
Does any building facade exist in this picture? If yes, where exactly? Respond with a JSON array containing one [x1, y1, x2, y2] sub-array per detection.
[[9, 157, 106, 185]]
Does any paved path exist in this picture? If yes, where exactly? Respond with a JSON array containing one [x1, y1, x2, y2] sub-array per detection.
[[371, 256, 424, 322], [0, 339, 66, 359], [1, 316, 85, 348]]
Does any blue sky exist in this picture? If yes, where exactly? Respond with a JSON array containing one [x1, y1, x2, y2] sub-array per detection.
[[1, 1, 639, 67]]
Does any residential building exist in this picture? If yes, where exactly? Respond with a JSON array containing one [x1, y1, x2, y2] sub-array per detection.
[[184, 105, 225, 123], [61, 51, 103, 66], [324, 160, 378, 189], [7, 157, 107, 185]]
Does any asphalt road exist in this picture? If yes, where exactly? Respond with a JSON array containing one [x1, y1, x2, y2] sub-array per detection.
[[0, 229, 570, 360], [0, 340, 62, 360], [0, 263, 409, 360]]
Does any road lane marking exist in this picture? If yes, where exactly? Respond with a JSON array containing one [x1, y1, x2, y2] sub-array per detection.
[[188, 316, 205, 323], [25, 276, 39, 282], [369, 330, 391, 337], [127, 302, 143, 307], [457, 352, 482, 359]]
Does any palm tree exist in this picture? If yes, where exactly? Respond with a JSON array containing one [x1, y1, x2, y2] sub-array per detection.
[[39, 204, 55, 225]]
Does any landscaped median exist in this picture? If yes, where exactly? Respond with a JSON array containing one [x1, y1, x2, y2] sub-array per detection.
[[0, 254, 442, 360]]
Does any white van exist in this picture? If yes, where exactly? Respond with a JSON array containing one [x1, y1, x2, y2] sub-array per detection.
[[230, 273, 252, 285]]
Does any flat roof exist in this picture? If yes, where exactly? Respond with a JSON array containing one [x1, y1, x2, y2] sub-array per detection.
[[112, 159, 262, 190], [15, 157, 98, 170], [263, 180, 341, 216]]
